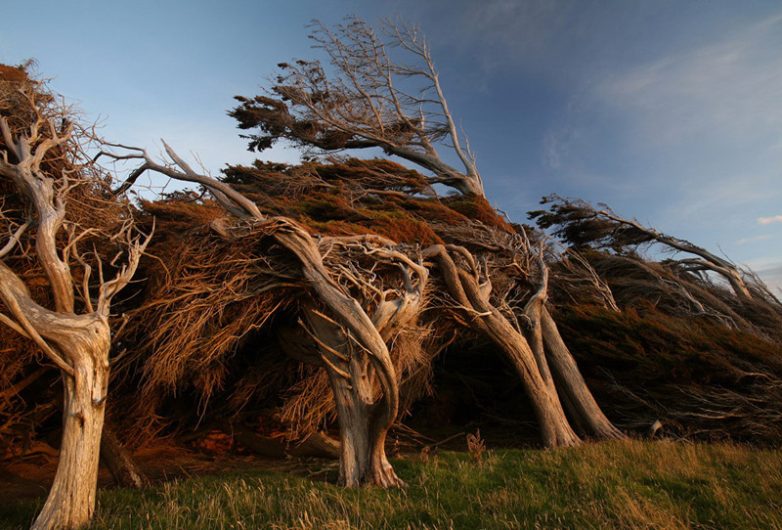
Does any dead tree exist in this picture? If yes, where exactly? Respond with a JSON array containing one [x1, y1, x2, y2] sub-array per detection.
[[0, 79, 149, 529], [230, 17, 485, 196]]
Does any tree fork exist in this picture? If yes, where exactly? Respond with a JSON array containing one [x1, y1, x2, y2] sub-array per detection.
[[424, 245, 580, 448]]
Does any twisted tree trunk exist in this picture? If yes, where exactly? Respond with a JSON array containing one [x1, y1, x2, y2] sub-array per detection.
[[0, 270, 113, 530], [306, 309, 401, 487], [424, 245, 580, 447]]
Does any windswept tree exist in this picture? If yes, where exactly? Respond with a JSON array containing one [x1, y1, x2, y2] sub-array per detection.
[[101, 142, 416, 486], [230, 18, 622, 446], [531, 195, 778, 305], [230, 17, 485, 196], [101, 19, 623, 478], [530, 195, 782, 316], [0, 66, 150, 530]]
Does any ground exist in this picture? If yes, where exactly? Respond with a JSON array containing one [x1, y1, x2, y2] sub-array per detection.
[[2, 440, 781, 529]]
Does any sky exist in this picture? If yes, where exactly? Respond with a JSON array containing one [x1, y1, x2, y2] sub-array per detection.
[[1, 0, 781, 290]]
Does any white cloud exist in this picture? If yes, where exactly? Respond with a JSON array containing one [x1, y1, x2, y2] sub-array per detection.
[[758, 215, 782, 225], [736, 234, 772, 245]]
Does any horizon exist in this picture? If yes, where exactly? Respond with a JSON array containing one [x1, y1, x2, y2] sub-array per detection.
[[2, 0, 780, 290]]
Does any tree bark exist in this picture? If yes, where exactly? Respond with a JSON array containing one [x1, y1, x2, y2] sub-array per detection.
[[32, 338, 109, 530], [100, 425, 147, 489], [424, 245, 580, 448], [541, 307, 624, 440], [479, 305, 580, 447], [307, 310, 401, 487]]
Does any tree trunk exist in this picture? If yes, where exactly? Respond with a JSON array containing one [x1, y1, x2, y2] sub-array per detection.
[[425, 245, 580, 448], [100, 425, 147, 489], [327, 362, 400, 487], [32, 344, 109, 530], [307, 310, 401, 487], [541, 307, 624, 440], [481, 308, 580, 448]]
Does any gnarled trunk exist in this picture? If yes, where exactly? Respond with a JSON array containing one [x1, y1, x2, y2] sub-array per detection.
[[32, 334, 110, 530], [307, 309, 401, 487], [425, 245, 580, 448], [329, 368, 398, 487]]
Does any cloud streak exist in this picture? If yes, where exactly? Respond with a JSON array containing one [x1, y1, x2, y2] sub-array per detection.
[[758, 215, 782, 225], [595, 12, 782, 146]]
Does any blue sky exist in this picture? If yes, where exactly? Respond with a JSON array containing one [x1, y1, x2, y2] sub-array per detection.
[[2, 0, 780, 289]]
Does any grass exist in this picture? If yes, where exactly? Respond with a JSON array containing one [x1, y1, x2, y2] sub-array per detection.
[[2, 440, 782, 529]]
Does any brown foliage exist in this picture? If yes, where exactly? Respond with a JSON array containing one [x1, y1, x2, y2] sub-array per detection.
[[557, 303, 782, 444]]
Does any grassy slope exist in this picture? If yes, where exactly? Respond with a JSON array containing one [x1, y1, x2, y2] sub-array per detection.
[[2, 440, 781, 530]]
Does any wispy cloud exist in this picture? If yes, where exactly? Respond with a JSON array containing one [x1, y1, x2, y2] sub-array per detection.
[[737, 234, 772, 245], [758, 215, 782, 225], [596, 12, 782, 145]]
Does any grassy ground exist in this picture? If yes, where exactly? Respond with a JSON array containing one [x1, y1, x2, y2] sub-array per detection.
[[2, 440, 781, 529]]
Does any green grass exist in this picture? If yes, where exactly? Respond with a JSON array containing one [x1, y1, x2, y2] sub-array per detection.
[[3, 440, 782, 529]]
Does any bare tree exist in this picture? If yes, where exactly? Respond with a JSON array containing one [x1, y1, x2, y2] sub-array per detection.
[[0, 72, 150, 529], [230, 17, 485, 196]]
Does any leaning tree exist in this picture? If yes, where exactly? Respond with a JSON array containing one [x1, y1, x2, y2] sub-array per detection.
[[98, 19, 623, 492], [228, 18, 623, 446], [0, 65, 150, 529], [101, 141, 416, 486]]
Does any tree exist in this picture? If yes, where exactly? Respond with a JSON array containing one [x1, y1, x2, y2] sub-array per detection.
[[0, 66, 150, 529], [229, 18, 622, 447], [230, 17, 485, 197], [101, 142, 418, 486], [102, 19, 624, 469], [531, 195, 761, 302]]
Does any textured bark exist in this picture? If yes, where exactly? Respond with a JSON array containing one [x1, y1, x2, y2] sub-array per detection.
[[541, 307, 624, 440], [100, 426, 147, 489], [522, 268, 557, 396], [307, 310, 401, 487], [424, 245, 580, 448], [0, 253, 117, 530], [32, 343, 108, 530], [0, 109, 146, 528]]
